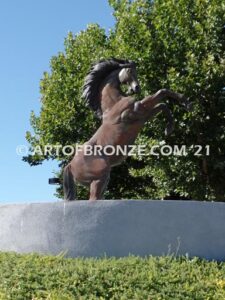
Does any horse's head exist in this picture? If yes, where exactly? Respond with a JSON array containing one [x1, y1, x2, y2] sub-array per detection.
[[82, 58, 141, 118], [118, 64, 141, 94]]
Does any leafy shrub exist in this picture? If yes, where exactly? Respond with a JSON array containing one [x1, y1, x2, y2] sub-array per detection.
[[1, 252, 225, 299]]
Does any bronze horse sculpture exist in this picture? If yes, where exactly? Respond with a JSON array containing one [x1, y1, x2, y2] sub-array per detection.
[[63, 58, 191, 201]]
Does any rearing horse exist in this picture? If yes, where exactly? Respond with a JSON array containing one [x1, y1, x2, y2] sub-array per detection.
[[63, 58, 191, 201]]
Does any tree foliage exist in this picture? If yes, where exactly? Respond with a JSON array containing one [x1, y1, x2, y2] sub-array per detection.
[[24, 0, 225, 200]]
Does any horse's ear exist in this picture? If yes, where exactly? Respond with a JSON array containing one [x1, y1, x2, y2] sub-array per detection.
[[119, 64, 130, 68], [129, 60, 136, 66], [119, 61, 136, 69]]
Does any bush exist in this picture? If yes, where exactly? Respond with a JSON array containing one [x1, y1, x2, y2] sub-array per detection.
[[1, 252, 225, 299]]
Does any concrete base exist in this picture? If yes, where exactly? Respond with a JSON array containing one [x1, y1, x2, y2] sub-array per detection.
[[0, 200, 225, 260]]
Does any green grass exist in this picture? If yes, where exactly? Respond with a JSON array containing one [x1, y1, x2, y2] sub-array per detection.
[[0, 252, 225, 299]]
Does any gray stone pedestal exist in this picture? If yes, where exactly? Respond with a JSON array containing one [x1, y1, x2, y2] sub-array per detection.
[[0, 200, 225, 260]]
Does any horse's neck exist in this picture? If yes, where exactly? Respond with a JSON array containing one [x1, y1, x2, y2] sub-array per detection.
[[100, 72, 123, 114]]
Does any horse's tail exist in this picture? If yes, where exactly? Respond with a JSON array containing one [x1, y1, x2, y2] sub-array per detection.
[[63, 164, 76, 201]]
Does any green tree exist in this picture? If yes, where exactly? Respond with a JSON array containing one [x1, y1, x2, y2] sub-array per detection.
[[24, 0, 225, 200]]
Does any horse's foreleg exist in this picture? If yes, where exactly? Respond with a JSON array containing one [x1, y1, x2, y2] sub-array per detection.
[[147, 103, 174, 135], [140, 88, 191, 111], [89, 174, 110, 201]]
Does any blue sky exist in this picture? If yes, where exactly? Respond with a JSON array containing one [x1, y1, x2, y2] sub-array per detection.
[[0, 0, 114, 203]]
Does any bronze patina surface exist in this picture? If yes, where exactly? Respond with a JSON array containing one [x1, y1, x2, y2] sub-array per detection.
[[63, 59, 190, 200]]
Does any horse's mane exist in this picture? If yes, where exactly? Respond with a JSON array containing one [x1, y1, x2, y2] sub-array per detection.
[[82, 58, 134, 118]]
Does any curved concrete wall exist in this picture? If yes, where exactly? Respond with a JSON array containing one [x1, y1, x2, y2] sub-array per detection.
[[0, 200, 225, 260]]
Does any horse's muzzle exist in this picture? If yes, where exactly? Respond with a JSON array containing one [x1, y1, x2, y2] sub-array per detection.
[[133, 85, 141, 94]]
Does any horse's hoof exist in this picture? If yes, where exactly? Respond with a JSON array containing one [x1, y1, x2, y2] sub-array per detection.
[[165, 123, 174, 136], [180, 95, 193, 112], [185, 102, 193, 112]]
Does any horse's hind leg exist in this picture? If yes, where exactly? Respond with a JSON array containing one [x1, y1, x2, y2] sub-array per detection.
[[89, 174, 110, 201], [63, 164, 76, 201]]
